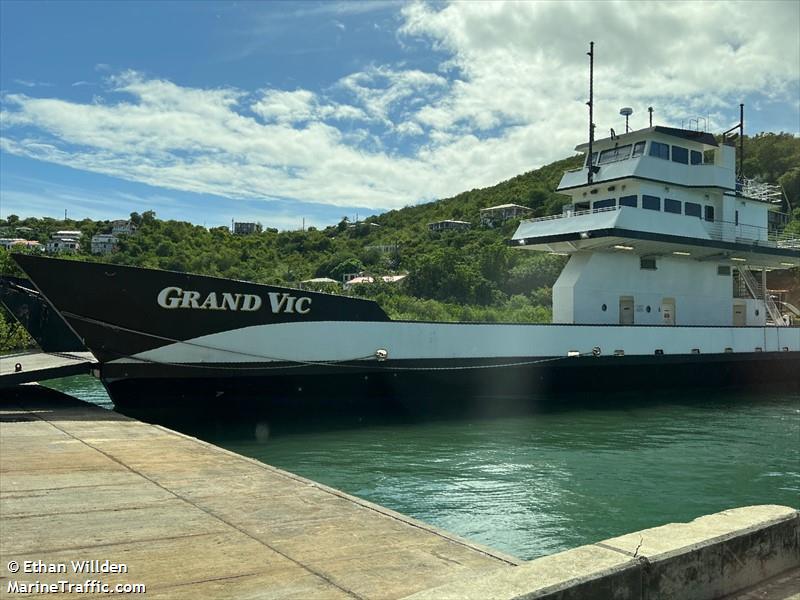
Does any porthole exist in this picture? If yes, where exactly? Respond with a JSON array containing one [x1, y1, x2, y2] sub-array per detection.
[[755, 309, 760, 316], [601, 304, 607, 311], [646, 306, 651, 313]]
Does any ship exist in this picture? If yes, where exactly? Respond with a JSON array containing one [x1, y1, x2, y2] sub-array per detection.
[[13, 109, 800, 414], [10, 44, 800, 413]]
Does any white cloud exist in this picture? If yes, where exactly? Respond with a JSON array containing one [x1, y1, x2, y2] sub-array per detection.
[[251, 88, 367, 124], [12, 79, 52, 88], [1, 1, 798, 218], [338, 65, 448, 123], [399, 1, 800, 134]]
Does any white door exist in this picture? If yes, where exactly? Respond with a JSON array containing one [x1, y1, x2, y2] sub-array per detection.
[[733, 304, 746, 326], [619, 296, 634, 325], [661, 298, 676, 326]]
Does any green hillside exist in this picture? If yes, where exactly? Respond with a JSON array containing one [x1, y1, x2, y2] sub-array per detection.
[[2, 132, 799, 351]]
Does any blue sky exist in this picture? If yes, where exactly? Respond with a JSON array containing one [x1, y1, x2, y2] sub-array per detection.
[[2, 1, 798, 230]]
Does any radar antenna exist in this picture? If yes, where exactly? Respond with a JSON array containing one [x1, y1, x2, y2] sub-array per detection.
[[619, 107, 633, 133]]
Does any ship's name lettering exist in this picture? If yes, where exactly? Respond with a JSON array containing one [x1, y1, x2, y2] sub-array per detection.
[[157, 287, 311, 314]]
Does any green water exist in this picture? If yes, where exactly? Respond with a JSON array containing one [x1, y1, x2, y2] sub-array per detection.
[[45, 376, 800, 560]]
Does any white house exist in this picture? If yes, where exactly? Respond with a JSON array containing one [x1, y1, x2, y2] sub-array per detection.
[[46, 238, 80, 253], [91, 233, 119, 254], [428, 220, 471, 232], [480, 203, 532, 226], [112, 220, 137, 236]]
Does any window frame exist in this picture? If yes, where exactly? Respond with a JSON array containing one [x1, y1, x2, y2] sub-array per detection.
[[593, 198, 617, 210], [671, 145, 689, 164], [664, 198, 681, 214], [649, 141, 670, 160], [598, 144, 632, 165], [642, 195, 661, 211], [685, 202, 702, 218]]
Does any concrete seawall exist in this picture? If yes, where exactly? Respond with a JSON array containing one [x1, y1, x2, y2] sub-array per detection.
[[404, 506, 799, 600], [1, 385, 798, 599]]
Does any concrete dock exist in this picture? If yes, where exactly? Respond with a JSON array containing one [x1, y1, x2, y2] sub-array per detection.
[[0, 386, 517, 599], [1, 385, 798, 599], [0, 351, 96, 387]]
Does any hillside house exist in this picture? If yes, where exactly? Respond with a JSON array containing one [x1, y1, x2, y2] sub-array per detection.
[[111, 220, 137, 236], [479, 203, 532, 226], [428, 220, 471, 232], [91, 233, 119, 254]]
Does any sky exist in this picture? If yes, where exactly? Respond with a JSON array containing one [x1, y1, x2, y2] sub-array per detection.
[[1, 1, 799, 230]]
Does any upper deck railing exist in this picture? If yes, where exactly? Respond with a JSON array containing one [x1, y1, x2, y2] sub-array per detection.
[[520, 205, 800, 249], [736, 178, 785, 204]]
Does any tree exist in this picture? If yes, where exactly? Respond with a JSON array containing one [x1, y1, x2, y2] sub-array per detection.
[[329, 258, 365, 282], [778, 168, 800, 210]]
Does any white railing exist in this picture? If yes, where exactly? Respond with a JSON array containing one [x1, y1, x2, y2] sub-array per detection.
[[524, 205, 620, 223], [738, 266, 786, 326], [520, 205, 800, 249], [737, 178, 784, 204]]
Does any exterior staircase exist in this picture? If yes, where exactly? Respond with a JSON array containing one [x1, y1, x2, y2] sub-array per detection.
[[737, 266, 786, 326]]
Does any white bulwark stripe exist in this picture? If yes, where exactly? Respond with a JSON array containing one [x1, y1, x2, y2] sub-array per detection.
[[111, 321, 800, 365]]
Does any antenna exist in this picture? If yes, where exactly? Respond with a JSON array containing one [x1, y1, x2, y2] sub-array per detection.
[[648, 106, 653, 127], [619, 107, 633, 133], [739, 103, 744, 180], [586, 41, 597, 184], [721, 104, 745, 180]]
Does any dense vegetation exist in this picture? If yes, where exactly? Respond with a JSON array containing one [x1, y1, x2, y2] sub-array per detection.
[[2, 132, 798, 352]]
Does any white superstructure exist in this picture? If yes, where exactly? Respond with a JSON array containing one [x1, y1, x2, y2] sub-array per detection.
[[513, 126, 799, 329]]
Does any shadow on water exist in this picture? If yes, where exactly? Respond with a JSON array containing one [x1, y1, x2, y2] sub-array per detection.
[[114, 381, 799, 444]]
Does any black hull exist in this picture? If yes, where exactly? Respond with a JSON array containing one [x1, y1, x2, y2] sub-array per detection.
[[0, 276, 86, 352], [104, 352, 800, 418], [12, 254, 389, 363]]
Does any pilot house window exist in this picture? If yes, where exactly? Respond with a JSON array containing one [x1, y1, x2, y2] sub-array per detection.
[[619, 195, 637, 207], [671, 146, 689, 164], [649, 141, 670, 160], [632, 141, 646, 157], [598, 145, 632, 164], [593, 198, 616, 209]]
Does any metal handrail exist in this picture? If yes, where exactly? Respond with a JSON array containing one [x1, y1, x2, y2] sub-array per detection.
[[523, 205, 620, 223], [520, 205, 800, 249], [738, 266, 786, 326]]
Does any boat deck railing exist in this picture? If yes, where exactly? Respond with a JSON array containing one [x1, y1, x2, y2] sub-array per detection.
[[520, 205, 800, 249]]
